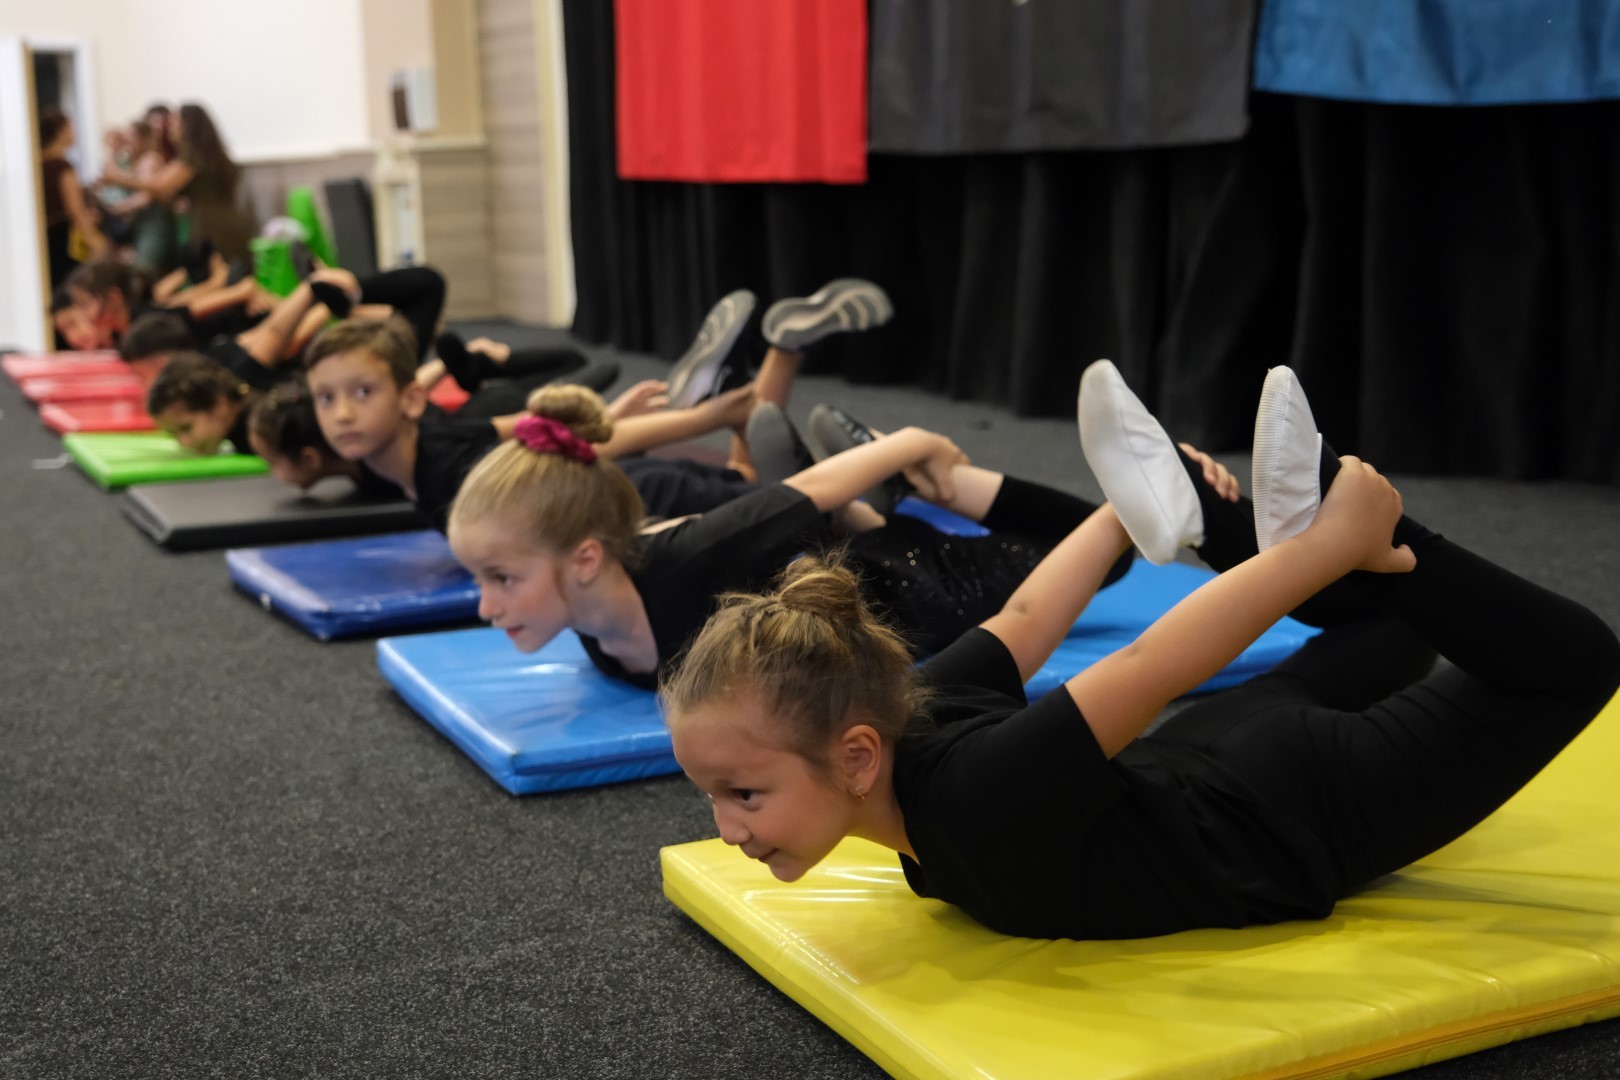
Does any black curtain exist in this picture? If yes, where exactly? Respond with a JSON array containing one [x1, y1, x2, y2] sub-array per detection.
[[563, 0, 1620, 484]]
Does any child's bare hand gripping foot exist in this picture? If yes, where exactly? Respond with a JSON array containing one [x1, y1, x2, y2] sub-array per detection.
[[1178, 443, 1241, 503], [607, 380, 670, 421], [1308, 456, 1417, 575]]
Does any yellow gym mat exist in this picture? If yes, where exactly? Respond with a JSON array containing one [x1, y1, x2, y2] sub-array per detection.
[[663, 694, 1620, 1080]]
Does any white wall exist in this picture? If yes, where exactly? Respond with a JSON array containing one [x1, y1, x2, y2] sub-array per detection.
[[4, 0, 370, 161], [0, 35, 49, 352]]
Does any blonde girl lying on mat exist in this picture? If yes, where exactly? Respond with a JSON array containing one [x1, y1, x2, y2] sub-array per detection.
[[660, 361, 1620, 939], [444, 383, 1163, 690]]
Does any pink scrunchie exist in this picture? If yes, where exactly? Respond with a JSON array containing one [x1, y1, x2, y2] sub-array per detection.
[[513, 415, 598, 464]]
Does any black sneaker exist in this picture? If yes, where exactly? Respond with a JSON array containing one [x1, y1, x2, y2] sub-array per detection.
[[761, 279, 893, 352], [667, 289, 756, 409], [745, 403, 817, 485], [806, 403, 912, 515]]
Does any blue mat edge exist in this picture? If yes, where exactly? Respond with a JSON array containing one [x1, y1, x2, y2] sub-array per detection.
[[376, 635, 685, 795]]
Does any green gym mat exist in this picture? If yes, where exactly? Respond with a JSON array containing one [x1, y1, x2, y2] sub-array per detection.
[[63, 432, 269, 490]]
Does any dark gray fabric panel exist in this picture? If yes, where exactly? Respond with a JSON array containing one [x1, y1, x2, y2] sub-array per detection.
[[868, 0, 1257, 152]]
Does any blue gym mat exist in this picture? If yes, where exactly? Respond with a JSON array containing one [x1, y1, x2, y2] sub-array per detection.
[[225, 497, 983, 642], [377, 562, 1317, 795], [378, 631, 674, 793], [226, 530, 478, 641], [1032, 560, 1316, 695]]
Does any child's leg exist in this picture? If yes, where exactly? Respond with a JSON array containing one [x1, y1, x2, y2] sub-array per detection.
[[435, 330, 589, 392], [1166, 368, 1620, 896], [727, 345, 803, 472], [1173, 529, 1619, 899], [354, 267, 447, 362]]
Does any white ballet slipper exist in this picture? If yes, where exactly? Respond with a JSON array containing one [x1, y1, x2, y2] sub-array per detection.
[[1251, 365, 1324, 551], [1077, 359, 1203, 565]]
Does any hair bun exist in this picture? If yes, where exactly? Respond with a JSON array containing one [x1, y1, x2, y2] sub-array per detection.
[[526, 384, 613, 444], [773, 555, 865, 624]]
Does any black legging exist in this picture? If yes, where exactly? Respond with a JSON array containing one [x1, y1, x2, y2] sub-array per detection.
[[356, 267, 446, 362], [1156, 450, 1620, 899], [852, 476, 1134, 656], [454, 359, 621, 419]]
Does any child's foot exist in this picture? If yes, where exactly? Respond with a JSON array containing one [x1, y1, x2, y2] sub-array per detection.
[[806, 403, 912, 515], [745, 403, 818, 485], [761, 279, 893, 353], [434, 331, 491, 392], [1077, 359, 1204, 565], [182, 239, 216, 284], [309, 280, 354, 320], [1252, 366, 1332, 551], [667, 289, 756, 410]]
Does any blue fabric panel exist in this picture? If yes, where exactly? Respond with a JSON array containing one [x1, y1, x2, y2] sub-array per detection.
[[377, 561, 1316, 795], [1254, 0, 1620, 105], [377, 629, 677, 794], [1028, 560, 1319, 698], [226, 530, 479, 641]]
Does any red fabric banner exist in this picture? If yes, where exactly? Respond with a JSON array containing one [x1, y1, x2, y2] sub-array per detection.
[[614, 0, 868, 184]]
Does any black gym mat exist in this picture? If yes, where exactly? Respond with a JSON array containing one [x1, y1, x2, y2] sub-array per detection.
[[119, 474, 424, 551]]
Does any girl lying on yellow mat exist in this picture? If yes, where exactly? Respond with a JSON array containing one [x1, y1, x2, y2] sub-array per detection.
[[663, 361, 1620, 939]]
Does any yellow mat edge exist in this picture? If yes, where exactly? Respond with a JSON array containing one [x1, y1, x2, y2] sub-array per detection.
[[665, 839, 1620, 1080], [1245, 990, 1620, 1080], [662, 845, 938, 1080]]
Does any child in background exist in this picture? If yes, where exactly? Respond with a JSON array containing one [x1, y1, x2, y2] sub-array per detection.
[[444, 375, 1153, 689], [305, 315, 763, 531], [660, 361, 1619, 940], [304, 280, 890, 529]]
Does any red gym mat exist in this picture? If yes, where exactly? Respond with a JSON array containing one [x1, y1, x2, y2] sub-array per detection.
[[39, 399, 157, 434], [2, 351, 124, 382], [428, 379, 468, 412], [18, 374, 146, 405]]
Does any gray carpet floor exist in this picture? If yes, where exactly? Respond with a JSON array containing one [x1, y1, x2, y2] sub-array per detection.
[[4, 322, 1619, 1078]]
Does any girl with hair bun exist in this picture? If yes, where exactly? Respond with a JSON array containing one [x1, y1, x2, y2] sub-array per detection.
[[664, 361, 1619, 941], [447, 382, 1172, 689]]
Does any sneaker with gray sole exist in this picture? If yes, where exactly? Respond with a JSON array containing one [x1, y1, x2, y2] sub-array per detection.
[[806, 403, 914, 516], [761, 279, 893, 352], [667, 289, 756, 410]]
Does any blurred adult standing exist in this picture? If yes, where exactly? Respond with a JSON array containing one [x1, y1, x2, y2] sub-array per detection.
[[40, 107, 108, 290], [101, 102, 253, 264]]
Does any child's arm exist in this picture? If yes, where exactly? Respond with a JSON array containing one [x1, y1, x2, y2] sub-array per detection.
[[783, 427, 967, 511], [171, 276, 255, 319], [238, 269, 356, 366], [597, 385, 755, 459], [1067, 458, 1415, 758], [100, 158, 194, 202], [977, 506, 1134, 682]]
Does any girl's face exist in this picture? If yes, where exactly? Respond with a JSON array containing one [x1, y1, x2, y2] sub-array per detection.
[[155, 397, 236, 455], [671, 696, 857, 883], [449, 516, 575, 652], [248, 431, 328, 490], [69, 285, 127, 346], [53, 306, 96, 351]]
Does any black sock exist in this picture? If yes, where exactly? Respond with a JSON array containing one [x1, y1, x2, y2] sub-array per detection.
[[1317, 440, 1436, 550], [434, 332, 483, 392], [182, 238, 215, 285], [309, 280, 352, 320]]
